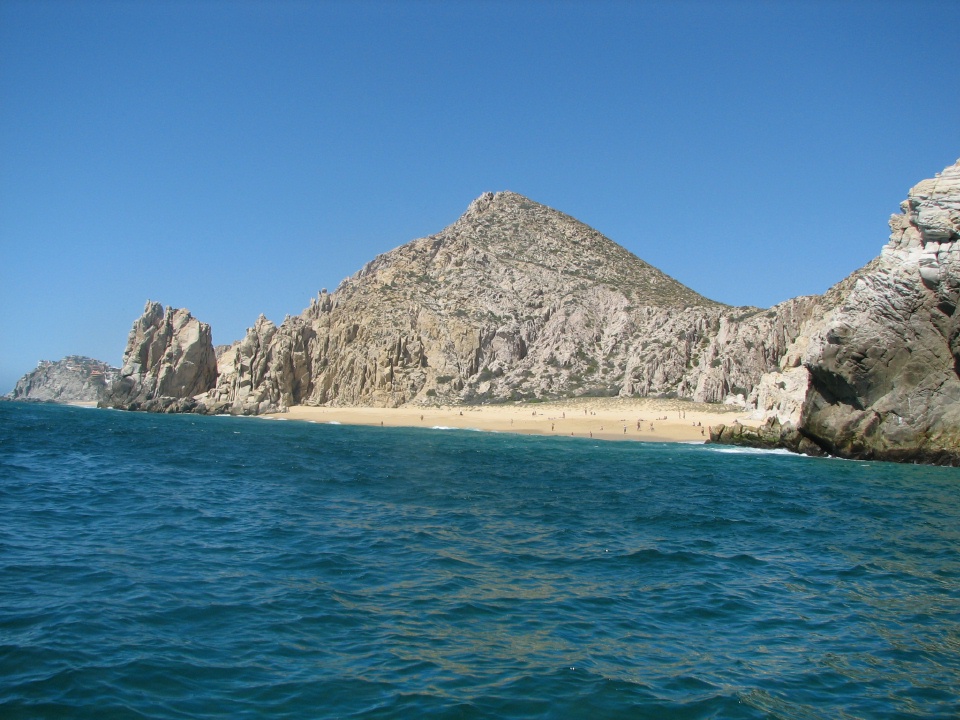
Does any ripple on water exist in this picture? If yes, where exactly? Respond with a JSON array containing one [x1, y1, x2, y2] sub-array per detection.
[[1, 402, 959, 719]]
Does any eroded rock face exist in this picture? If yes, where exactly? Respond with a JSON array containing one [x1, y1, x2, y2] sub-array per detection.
[[735, 159, 960, 464], [197, 314, 315, 415], [197, 192, 819, 412], [108, 163, 959, 464], [101, 301, 217, 412], [5, 356, 119, 404]]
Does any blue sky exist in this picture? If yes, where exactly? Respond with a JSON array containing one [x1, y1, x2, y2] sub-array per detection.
[[2, 0, 958, 392]]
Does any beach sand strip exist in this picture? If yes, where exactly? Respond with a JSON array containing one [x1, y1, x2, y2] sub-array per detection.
[[265, 397, 760, 443]]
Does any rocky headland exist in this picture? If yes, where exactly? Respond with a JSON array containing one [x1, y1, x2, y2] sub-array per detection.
[[712, 159, 960, 464], [5, 356, 119, 404], [178, 191, 823, 417], [12, 158, 955, 465]]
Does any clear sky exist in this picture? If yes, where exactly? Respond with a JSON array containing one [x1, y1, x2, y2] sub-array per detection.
[[2, 0, 958, 392]]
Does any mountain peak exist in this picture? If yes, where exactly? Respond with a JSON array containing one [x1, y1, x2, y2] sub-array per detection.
[[336, 191, 719, 311], [434, 190, 716, 308], [460, 190, 541, 221]]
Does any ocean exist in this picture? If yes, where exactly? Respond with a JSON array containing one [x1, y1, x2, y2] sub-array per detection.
[[1, 401, 958, 719]]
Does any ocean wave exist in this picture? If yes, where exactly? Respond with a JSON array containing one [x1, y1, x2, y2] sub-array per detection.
[[705, 445, 798, 456]]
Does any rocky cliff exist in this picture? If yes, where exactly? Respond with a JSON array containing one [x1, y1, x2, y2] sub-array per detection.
[[101, 301, 218, 412], [713, 159, 960, 465], [101, 160, 959, 465], [192, 191, 818, 415], [5, 356, 118, 404]]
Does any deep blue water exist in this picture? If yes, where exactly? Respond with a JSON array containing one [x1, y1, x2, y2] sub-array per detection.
[[1, 402, 959, 719]]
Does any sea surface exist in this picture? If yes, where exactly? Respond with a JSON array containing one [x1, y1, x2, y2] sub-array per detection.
[[1, 402, 959, 719]]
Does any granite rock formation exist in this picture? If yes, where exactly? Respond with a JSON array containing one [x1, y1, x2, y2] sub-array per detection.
[[192, 192, 819, 415], [714, 159, 960, 465], [102, 159, 959, 465], [101, 301, 218, 412], [5, 356, 118, 404]]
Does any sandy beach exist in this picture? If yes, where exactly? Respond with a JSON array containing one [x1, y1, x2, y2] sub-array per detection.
[[265, 397, 760, 443]]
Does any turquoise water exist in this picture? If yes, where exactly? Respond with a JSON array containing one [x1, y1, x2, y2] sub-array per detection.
[[1, 402, 959, 719]]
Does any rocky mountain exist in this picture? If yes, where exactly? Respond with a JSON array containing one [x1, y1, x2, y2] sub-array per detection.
[[192, 191, 819, 415], [5, 356, 119, 404], [714, 159, 960, 464], [100, 301, 218, 412], [98, 159, 959, 464]]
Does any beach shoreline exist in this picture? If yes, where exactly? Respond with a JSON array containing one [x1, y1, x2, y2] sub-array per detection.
[[264, 397, 761, 443]]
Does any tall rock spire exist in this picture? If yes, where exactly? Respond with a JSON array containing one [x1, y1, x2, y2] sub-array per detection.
[[101, 301, 217, 412]]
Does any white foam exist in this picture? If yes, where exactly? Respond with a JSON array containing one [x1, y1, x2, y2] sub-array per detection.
[[706, 446, 797, 456]]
